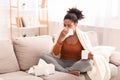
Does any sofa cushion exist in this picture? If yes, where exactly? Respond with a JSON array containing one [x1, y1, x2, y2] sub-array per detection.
[[0, 71, 43, 80], [110, 51, 120, 66], [116, 66, 120, 80], [0, 40, 20, 73], [41, 71, 85, 80], [13, 35, 54, 71], [93, 45, 116, 62], [86, 31, 99, 47], [109, 63, 118, 80]]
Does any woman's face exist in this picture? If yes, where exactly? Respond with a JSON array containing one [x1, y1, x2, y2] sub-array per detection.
[[64, 19, 77, 30]]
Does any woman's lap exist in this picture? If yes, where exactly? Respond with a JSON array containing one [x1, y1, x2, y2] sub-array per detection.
[[40, 53, 93, 73]]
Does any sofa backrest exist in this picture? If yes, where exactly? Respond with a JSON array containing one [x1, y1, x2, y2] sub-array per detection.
[[86, 31, 99, 47], [13, 35, 54, 71], [0, 40, 20, 73]]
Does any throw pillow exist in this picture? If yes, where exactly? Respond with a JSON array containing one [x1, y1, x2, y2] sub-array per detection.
[[110, 51, 120, 66], [92, 45, 116, 62], [13, 35, 53, 71]]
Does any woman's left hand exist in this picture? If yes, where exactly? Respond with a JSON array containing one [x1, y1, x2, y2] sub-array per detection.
[[88, 52, 94, 60]]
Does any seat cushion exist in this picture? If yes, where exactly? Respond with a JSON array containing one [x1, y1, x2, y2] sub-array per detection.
[[0, 40, 19, 73], [41, 64, 118, 80], [116, 66, 120, 80], [0, 71, 43, 80], [109, 63, 118, 80], [13, 35, 53, 71], [41, 71, 86, 80]]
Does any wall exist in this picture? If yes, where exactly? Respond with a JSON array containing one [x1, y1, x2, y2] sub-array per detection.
[[0, 0, 10, 40]]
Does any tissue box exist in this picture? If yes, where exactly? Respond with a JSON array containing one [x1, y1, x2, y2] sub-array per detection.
[[34, 64, 55, 76]]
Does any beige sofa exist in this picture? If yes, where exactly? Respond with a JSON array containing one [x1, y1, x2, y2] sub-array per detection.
[[0, 32, 120, 80]]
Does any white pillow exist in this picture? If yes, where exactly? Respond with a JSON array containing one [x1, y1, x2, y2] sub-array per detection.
[[92, 46, 116, 62], [110, 51, 120, 66]]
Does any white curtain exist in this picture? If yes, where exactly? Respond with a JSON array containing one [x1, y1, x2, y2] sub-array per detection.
[[74, 0, 120, 27], [48, 0, 120, 27], [94, 0, 120, 27]]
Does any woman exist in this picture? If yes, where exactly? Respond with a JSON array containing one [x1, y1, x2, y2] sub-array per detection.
[[41, 8, 93, 76]]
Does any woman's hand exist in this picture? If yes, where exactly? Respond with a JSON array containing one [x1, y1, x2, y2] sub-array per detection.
[[88, 52, 94, 60], [57, 28, 69, 44]]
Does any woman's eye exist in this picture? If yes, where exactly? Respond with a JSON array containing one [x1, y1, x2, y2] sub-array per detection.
[[64, 24, 71, 27]]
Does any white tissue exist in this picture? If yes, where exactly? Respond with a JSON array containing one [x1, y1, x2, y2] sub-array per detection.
[[28, 59, 55, 76], [65, 29, 74, 38], [38, 58, 48, 66], [62, 29, 74, 41], [28, 67, 35, 74], [34, 64, 55, 76]]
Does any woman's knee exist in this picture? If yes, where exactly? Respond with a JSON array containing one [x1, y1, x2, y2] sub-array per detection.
[[85, 64, 92, 71], [80, 59, 93, 72]]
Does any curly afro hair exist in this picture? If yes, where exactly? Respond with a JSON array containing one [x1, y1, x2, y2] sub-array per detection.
[[67, 8, 84, 20], [64, 8, 84, 23]]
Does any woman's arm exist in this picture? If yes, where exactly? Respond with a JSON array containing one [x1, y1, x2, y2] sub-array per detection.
[[52, 42, 62, 56], [52, 27, 69, 56]]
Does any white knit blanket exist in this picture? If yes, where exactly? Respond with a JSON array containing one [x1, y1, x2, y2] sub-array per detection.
[[52, 27, 112, 80]]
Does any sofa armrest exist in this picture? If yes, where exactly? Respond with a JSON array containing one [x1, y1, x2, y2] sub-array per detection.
[[110, 51, 120, 66]]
